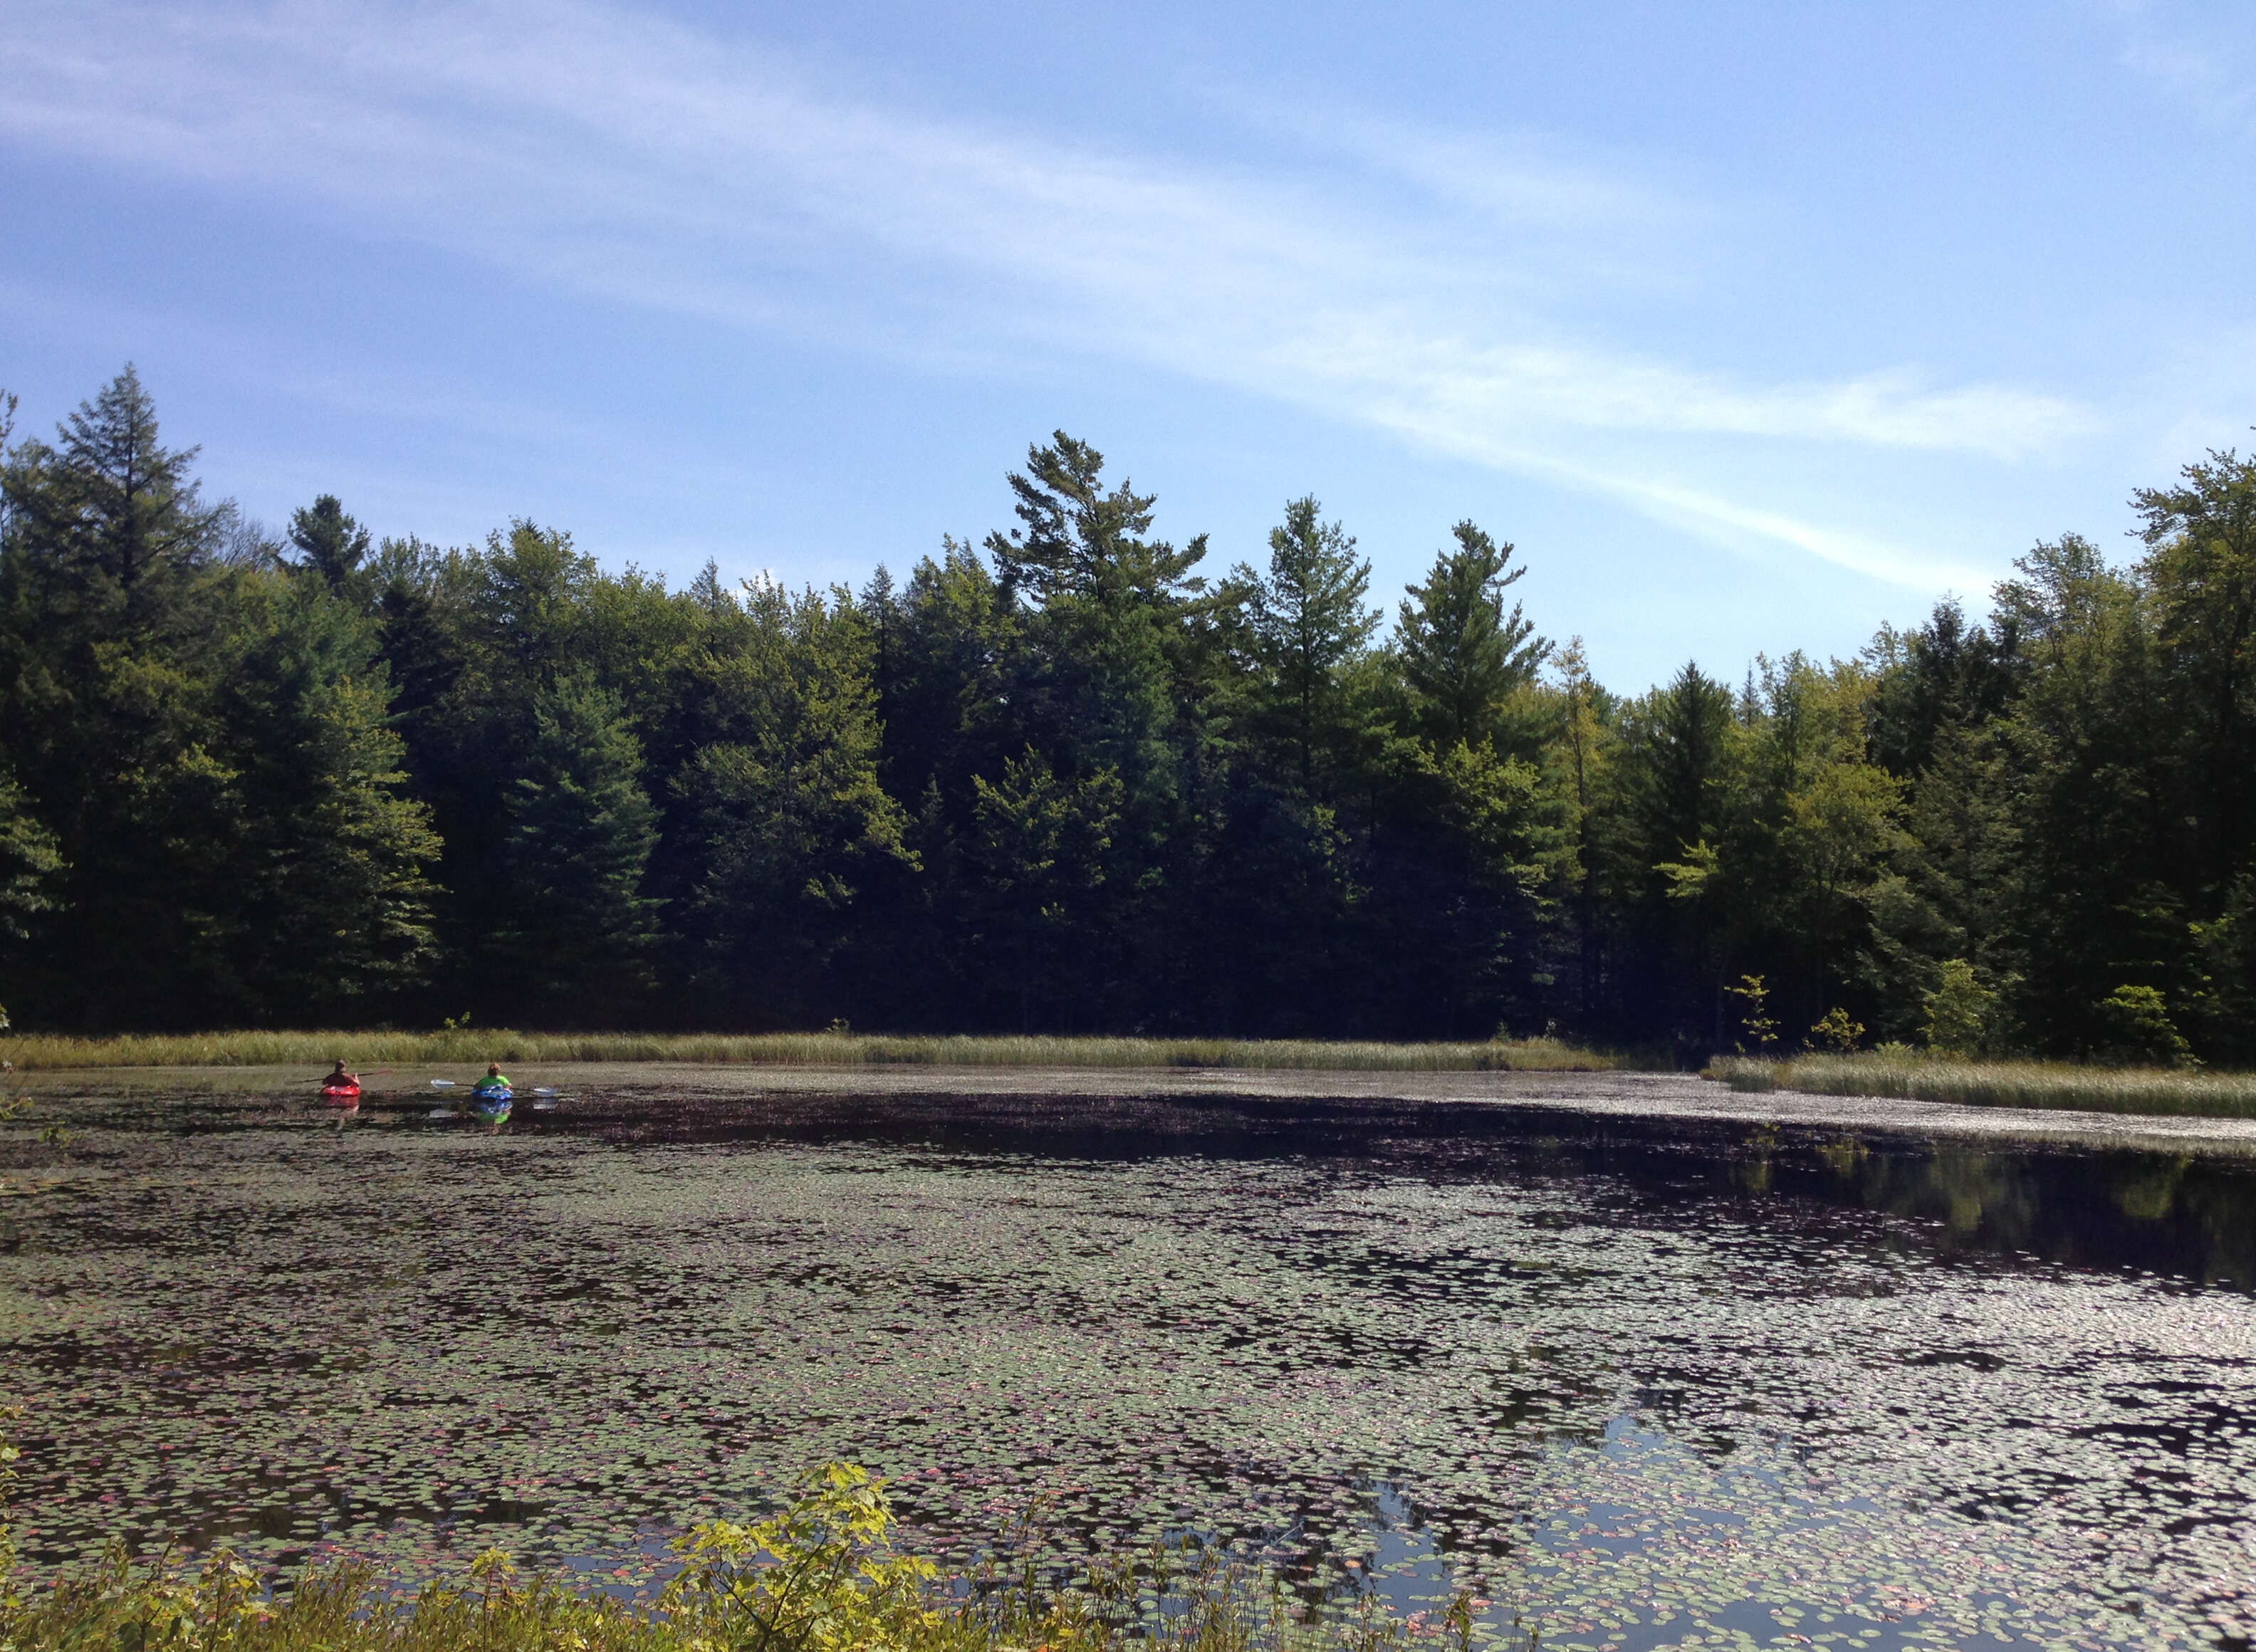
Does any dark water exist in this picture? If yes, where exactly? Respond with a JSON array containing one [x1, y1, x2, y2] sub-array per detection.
[[3, 1081, 2255, 1650]]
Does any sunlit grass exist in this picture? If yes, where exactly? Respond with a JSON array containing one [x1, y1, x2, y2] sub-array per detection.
[[1704, 1051, 2256, 1117], [0, 1029, 1614, 1073]]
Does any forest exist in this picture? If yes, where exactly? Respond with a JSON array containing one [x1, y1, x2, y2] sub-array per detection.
[[0, 367, 2249, 1062]]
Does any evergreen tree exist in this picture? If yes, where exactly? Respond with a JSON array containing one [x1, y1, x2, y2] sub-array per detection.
[[2134, 451, 2256, 943], [1860, 598, 2031, 1044], [667, 580, 913, 1023], [486, 671, 663, 1020], [1364, 736, 1559, 1036], [0, 368, 234, 1025], [212, 575, 441, 1014], [1547, 639, 1617, 1029], [367, 534, 471, 757], [979, 434, 1214, 1027], [1864, 598, 2022, 778], [1990, 538, 2188, 1055], [4, 366, 221, 620], [1395, 521, 1547, 753], [1617, 664, 1735, 1045], [4, 375, 2254, 1057], [1236, 496, 1377, 789], [985, 434, 1206, 616], [866, 543, 1020, 816], [982, 432, 1209, 780], [1862, 718, 2022, 1043], [288, 494, 373, 600], [966, 749, 1122, 1031]]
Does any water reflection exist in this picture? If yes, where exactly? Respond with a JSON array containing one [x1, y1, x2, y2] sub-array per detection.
[[445, 1086, 2256, 1292]]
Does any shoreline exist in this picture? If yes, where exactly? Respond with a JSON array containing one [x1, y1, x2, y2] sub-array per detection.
[[0, 1029, 1617, 1074], [15, 1060, 2256, 1156]]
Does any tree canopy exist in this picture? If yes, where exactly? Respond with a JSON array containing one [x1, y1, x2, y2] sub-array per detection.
[[2, 369, 2251, 1063]]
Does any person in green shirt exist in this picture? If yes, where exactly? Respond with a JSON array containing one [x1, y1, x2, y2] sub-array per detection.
[[476, 1062, 511, 1093]]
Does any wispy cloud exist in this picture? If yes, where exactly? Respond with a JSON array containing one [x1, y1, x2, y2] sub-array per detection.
[[2103, 0, 2256, 127], [0, 0, 2083, 587]]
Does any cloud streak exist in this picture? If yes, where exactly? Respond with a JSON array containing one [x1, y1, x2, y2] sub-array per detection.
[[2105, 0, 2256, 127], [0, 0, 2077, 586]]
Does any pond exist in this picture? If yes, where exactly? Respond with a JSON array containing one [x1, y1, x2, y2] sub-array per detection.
[[2, 1068, 2254, 1651]]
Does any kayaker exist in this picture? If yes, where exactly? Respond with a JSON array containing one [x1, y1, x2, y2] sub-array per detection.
[[325, 1059, 357, 1088], [478, 1062, 511, 1091]]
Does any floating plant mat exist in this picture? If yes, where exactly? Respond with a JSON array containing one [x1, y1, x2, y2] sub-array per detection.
[[2, 1087, 2255, 1652]]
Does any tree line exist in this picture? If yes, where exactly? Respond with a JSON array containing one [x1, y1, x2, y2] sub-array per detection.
[[0, 368, 2249, 1062]]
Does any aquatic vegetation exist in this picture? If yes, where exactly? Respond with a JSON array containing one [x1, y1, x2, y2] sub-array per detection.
[[1707, 1050, 2256, 1116], [4, 1085, 2254, 1651], [0, 1030, 1615, 1074], [1704, 1059, 1779, 1094]]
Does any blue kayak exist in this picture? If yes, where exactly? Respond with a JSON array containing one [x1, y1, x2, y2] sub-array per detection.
[[471, 1083, 513, 1121]]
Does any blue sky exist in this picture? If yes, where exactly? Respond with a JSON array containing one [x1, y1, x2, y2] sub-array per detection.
[[5, 1, 2255, 690]]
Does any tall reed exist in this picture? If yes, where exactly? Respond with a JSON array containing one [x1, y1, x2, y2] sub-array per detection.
[[0, 1029, 1614, 1074], [1704, 1051, 2256, 1118]]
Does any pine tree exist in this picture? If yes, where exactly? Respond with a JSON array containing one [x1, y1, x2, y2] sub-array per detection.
[[288, 494, 373, 602], [0, 368, 236, 1025], [486, 672, 663, 1020], [984, 434, 1206, 615], [1549, 639, 1614, 1027], [966, 749, 1122, 1031], [1619, 664, 1735, 1045], [214, 575, 440, 1014], [1238, 496, 1377, 788], [1395, 521, 1547, 753], [2134, 451, 2256, 971], [1990, 538, 2186, 1054], [6, 366, 221, 620], [979, 434, 1213, 1028], [667, 580, 913, 1023]]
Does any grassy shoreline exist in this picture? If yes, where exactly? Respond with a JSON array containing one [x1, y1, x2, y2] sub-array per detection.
[[17, 1031, 2251, 1120], [1706, 1052, 2256, 1118], [0, 1028, 1616, 1075]]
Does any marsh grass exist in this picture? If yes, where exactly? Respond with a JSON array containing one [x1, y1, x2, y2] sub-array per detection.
[[0, 1460, 1495, 1652], [1704, 1051, 2256, 1118], [0, 1029, 1613, 1074]]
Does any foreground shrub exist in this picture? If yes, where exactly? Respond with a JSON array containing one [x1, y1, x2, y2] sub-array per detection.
[[0, 1459, 1493, 1652]]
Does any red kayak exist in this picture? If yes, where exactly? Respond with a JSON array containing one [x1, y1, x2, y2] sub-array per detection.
[[321, 1083, 362, 1105]]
